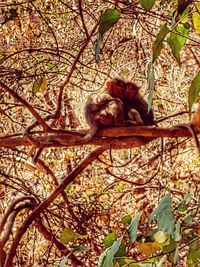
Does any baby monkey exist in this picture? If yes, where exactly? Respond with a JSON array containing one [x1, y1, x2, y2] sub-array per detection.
[[106, 78, 154, 126]]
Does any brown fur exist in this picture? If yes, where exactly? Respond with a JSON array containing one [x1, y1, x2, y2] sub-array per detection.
[[76, 78, 154, 145], [106, 78, 154, 126], [75, 93, 124, 144]]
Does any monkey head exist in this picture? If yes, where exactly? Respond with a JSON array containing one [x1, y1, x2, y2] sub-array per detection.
[[106, 78, 126, 100], [125, 82, 140, 101], [106, 78, 140, 101]]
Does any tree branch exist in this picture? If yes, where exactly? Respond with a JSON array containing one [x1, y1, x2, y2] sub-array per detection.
[[4, 146, 107, 267], [0, 125, 195, 149], [0, 81, 51, 132]]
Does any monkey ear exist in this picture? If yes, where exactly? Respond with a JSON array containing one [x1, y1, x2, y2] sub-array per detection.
[[106, 81, 113, 88]]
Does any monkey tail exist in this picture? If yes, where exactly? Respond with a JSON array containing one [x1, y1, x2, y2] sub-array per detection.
[[74, 126, 98, 145]]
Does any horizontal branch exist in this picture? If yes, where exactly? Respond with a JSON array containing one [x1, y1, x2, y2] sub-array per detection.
[[0, 124, 194, 149]]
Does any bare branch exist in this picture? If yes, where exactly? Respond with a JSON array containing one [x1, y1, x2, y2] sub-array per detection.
[[0, 81, 51, 132], [4, 146, 107, 267], [0, 125, 195, 149]]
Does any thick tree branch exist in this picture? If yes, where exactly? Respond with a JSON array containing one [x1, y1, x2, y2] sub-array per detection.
[[0, 125, 195, 149]]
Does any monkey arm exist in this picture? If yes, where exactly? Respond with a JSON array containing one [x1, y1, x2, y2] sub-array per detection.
[[127, 108, 144, 125]]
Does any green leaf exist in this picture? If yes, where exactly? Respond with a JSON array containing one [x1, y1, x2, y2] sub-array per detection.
[[139, 0, 156, 11], [153, 23, 170, 62], [32, 77, 47, 95], [60, 228, 86, 244], [153, 230, 170, 243], [99, 9, 120, 35], [128, 212, 142, 243], [64, 183, 72, 194], [115, 239, 126, 257], [174, 222, 181, 242], [47, 63, 55, 70], [121, 214, 132, 225], [94, 33, 103, 64], [163, 237, 177, 253], [192, 2, 200, 34], [104, 233, 117, 248], [177, 192, 191, 214], [148, 194, 176, 237], [163, 237, 178, 265], [98, 237, 123, 267], [147, 62, 155, 112], [187, 240, 200, 267], [167, 10, 190, 64], [188, 71, 200, 116]]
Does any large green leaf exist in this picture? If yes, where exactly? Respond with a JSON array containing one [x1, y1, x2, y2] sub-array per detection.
[[128, 212, 142, 243], [139, 0, 156, 11], [153, 23, 170, 62], [99, 9, 120, 35], [167, 10, 190, 64], [188, 71, 200, 116], [98, 237, 123, 267], [148, 194, 176, 237], [192, 2, 200, 34]]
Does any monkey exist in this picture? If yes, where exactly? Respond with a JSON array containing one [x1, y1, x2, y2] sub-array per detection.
[[75, 93, 124, 145], [105, 78, 155, 126], [75, 78, 155, 145], [75, 92, 145, 145], [177, 101, 200, 156]]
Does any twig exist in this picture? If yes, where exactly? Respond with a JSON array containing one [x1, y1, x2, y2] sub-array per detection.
[[0, 81, 51, 132], [4, 146, 107, 267]]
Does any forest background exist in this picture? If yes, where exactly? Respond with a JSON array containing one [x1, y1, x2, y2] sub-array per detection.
[[0, 0, 200, 266]]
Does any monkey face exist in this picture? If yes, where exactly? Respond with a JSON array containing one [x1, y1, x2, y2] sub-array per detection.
[[125, 82, 139, 100], [106, 79, 140, 102], [106, 78, 126, 100]]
